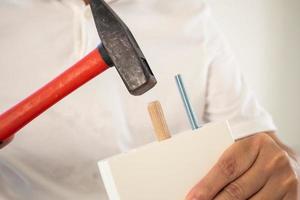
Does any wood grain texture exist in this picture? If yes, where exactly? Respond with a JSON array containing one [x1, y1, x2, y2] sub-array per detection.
[[147, 101, 171, 141]]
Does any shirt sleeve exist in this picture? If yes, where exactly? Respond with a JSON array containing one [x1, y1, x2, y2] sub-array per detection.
[[202, 5, 277, 140]]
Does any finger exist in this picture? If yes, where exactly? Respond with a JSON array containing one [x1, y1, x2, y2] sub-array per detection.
[[214, 134, 295, 200], [249, 169, 297, 200], [213, 149, 272, 200], [283, 175, 299, 200], [284, 193, 298, 200], [185, 136, 260, 200], [283, 191, 298, 200], [249, 180, 285, 200]]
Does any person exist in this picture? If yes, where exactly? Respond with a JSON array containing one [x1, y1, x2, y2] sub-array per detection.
[[0, 0, 298, 199]]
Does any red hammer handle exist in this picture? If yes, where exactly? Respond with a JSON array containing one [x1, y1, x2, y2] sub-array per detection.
[[0, 48, 109, 141]]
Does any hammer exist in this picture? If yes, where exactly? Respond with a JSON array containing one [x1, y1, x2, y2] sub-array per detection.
[[0, 0, 156, 142]]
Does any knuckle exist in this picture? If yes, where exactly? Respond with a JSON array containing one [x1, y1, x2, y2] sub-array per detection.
[[256, 133, 273, 146], [284, 174, 299, 190], [273, 151, 290, 169], [263, 151, 291, 174], [217, 156, 238, 179], [193, 191, 209, 200], [262, 163, 272, 175], [190, 183, 212, 200], [223, 182, 244, 200], [264, 150, 290, 173]]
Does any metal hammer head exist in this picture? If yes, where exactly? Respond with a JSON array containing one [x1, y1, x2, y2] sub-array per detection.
[[90, 0, 157, 96]]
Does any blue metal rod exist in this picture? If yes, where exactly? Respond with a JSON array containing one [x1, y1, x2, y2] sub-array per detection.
[[175, 74, 200, 130]]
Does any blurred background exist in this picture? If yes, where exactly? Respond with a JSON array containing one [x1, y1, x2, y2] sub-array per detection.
[[209, 0, 300, 151]]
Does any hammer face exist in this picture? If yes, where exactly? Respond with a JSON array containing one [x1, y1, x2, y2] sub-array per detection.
[[90, 0, 157, 95]]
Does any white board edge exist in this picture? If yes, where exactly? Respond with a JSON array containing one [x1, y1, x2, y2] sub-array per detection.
[[98, 161, 120, 200]]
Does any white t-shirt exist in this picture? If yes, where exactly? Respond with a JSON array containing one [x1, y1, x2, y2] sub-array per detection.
[[0, 0, 276, 199]]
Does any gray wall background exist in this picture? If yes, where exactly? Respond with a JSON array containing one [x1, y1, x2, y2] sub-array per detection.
[[209, 0, 300, 151]]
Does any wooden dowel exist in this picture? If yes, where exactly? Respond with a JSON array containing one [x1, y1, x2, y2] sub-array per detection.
[[148, 101, 171, 141]]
